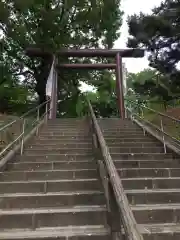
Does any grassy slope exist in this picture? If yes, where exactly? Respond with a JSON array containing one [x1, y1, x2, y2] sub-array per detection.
[[143, 106, 180, 140], [0, 114, 22, 152]]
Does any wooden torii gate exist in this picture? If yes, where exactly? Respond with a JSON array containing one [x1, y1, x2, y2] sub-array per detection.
[[26, 48, 144, 119]]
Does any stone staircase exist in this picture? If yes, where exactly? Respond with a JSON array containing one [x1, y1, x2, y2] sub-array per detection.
[[0, 119, 110, 240], [1, 116, 180, 239], [99, 118, 180, 240]]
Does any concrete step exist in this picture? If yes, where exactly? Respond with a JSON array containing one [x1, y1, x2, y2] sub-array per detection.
[[118, 168, 180, 178], [24, 148, 93, 155], [105, 138, 157, 143], [0, 225, 110, 239], [0, 191, 105, 209], [7, 160, 97, 171], [132, 204, 180, 224], [38, 136, 91, 140], [41, 131, 90, 136], [102, 130, 144, 135], [0, 169, 98, 181], [33, 139, 92, 145], [27, 143, 92, 149], [109, 146, 164, 154], [114, 159, 180, 168], [46, 123, 88, 126], [17, 154, 95, 162], [0, 206, 107, 230], [103, 133, 145, 138], [39, 133, 90, 137], [122, 177, 180, 190], [107, 142, 162, 148], [0, 179, 101, 194], [126, 189, 180, 205], [111, 153, 176, 160], [140, 223, 180, 240]]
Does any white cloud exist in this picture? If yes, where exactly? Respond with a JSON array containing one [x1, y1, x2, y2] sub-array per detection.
[[114, 0, 162, 73]]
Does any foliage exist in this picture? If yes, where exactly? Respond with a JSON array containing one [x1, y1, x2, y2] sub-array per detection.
[[125, 68, 177, 109], [0, 64, 35, 114], [74, 71, 118, 118], [127, 0, 180, 96], [1, 0, 123, 117]]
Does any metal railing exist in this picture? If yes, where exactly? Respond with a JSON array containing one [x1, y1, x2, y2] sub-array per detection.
[[87, 98, 143, 240], [0, 99, 51, 158], [125, 99, 180, 153]]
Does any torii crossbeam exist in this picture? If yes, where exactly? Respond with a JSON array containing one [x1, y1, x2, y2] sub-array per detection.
[[26, 47, 144, 119]]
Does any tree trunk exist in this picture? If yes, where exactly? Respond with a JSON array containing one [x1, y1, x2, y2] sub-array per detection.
[[35, 57, 52, 116], [163, 100, 167, 111]]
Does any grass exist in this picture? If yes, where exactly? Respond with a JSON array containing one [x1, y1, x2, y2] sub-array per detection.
[[139, 106, 180, 140], [0, 114, 36, 155]]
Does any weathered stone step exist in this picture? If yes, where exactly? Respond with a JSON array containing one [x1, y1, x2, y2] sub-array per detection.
[[118, 168, 180, 178], [39, 133, 90, 137], [7, 160, 97, 171], [103, 133, 145, 138], [47, 123, 88, 126], [0, 225, 110, 240], [105, 138, 157, 143], [126, 189, 180, 205], [0, 206, 107, 230], [101, 126, 140, 130], [140, 223, 180, 240], [24, 148, 93, 155], [133, 204, 180, 224], [101, 127, 143, 132], [111, 153, 175, 160], [114, 159, 180, 168], [107, 142, 162, 148], [0, 179, 101, 194], [38, 136, 91, 140], [0, 169, 98, 181], [41, 130, 90, 135], [28, 143, 92, 149], [17, 154, 95, 161], [33, 139, 92, 145], [0, 191, 105, 209], [109, 146, 164, 154], [102, 128, 139, 131], [122, 177, 180, 190]]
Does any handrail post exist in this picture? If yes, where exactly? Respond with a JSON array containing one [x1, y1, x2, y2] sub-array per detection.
[[45, 101, 48, 123], [36, 108, 40, 136], [20, 119, 26, 155], [160, 117, 167, 154], [129, 103, 132, 120], [141, 107, 146, 136]]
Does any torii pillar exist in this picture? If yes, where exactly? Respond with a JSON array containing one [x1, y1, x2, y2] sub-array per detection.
[[116, 53, 125, 118]]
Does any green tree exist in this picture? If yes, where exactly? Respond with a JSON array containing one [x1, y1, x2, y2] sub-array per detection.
[[127, 0, 180, 95], [1, 0, 123, 116], [80, 71, 118, 117], [126, 68, 175, 109]]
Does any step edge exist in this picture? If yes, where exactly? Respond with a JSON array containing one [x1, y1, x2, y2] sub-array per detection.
[[0, 205, 107, 215], [0, 190, 104, 198], [0, 225, 110, 239]]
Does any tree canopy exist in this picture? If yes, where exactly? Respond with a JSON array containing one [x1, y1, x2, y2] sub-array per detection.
[[1, 0, 123, 116], [127, 0, 180, 96], [125, 68, 179, 110]]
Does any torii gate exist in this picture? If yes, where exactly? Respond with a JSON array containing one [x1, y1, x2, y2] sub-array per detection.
[[26, 48, 144, 119]]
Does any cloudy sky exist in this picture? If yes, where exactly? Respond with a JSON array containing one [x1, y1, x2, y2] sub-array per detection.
[[114, 0, 162, 73]]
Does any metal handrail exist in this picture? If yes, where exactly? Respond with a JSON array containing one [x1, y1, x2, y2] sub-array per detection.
[[125, 100, 180, 153], [87, 99, 143, 240], [125, 98, 180, 123], [0, 99, 51, 158], [0, 100, 50, 133]]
